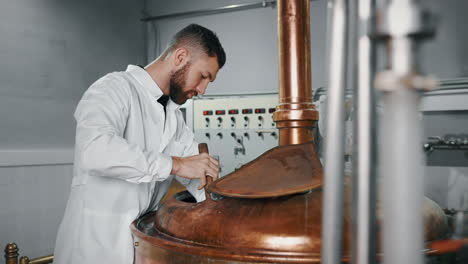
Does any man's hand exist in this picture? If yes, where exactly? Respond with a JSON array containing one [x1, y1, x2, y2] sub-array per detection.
[[171, 153, 219, 189]]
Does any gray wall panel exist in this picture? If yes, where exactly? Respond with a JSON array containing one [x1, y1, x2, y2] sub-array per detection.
[[0, 0, 146, 149]]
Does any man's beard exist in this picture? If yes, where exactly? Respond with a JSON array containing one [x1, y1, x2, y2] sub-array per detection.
[[169, 62, 194, 105]]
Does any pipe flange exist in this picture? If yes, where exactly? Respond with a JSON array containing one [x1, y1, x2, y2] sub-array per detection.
[[375, 70, 438, 92], [275, 120, 316, 129], [273, 109, 319, 122]]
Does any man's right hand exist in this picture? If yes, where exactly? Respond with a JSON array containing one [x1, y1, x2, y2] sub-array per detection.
[[171, 153, 219, 190]]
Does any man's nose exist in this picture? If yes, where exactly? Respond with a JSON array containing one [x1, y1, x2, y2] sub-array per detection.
[[196, 80, 209, 95]]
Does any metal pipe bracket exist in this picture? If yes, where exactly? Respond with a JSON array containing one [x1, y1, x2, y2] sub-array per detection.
[[375, 71, 438, 92]]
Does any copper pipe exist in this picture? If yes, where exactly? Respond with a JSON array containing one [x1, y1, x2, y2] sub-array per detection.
[[274, 0, 318, 145], [26, 255, 54, 264]]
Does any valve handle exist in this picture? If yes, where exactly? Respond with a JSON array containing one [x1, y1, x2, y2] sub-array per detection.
[[198, 143, 213, 200]]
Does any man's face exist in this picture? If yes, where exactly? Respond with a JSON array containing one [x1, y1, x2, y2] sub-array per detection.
[[169, 55, 219, 105]]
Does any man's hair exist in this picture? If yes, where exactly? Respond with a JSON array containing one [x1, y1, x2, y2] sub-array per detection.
[[165, 24, 226, 69]]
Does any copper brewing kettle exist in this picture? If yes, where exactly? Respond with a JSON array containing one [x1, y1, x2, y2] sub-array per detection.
[[131, 141, 448, 263]]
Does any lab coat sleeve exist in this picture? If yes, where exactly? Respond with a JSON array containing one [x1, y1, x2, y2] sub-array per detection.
[[175, 122, 207, 202], [75, 75, 172, 183]]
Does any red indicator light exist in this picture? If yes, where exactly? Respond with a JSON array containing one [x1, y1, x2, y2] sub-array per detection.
[[269, 108, 276, 113], [255, 108, 266, 114], [215, 110, 226, 115], [242, 109, 253, 114], [203, 110, 213, 116], [228, 109, 239, 114]]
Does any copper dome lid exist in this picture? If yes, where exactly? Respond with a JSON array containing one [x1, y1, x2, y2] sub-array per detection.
[[207, 142, 323, 198]]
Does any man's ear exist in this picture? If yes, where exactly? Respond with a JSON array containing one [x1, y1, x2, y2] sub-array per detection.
[[173, 48, 189, 67]]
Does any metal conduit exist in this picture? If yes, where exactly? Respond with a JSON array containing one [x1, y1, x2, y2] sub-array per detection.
[[321, 0, 349, 263], [375, 1, 436, 264], [141, 0, 319, 21], [351, 0, 377, 264]]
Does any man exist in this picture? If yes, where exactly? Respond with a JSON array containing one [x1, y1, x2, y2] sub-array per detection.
[[54, 24, 226, 264]]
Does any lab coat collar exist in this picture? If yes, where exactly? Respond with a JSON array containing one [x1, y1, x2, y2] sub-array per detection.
[[126, 64, 164, 99], [167, 98, 182, 111], [126, 65, 182, 111]]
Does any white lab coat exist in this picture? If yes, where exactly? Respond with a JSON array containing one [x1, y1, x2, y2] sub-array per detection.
[[54, 65, 205, 264]]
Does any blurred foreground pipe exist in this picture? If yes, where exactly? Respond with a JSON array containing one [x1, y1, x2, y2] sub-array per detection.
[[375, 1, 437, 264], [321, 0, 349, 263], [351, 0, 377, 264], [380, 74, 425, 264]]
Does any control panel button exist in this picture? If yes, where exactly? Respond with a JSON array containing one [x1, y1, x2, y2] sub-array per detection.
[[258, 116, 264, 127], [230, 117, 236, 127], [217, 117, 223, 127], [243, 116, 249, 127]]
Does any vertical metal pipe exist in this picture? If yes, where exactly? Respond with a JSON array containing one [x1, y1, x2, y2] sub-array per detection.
[[381, 37, 424, 264], [274, 0, 318, 145], [351, 0, 377, 264], [381, 80, 424, 264], [322, 0, 349, 263], [375, 0, 434, 263]]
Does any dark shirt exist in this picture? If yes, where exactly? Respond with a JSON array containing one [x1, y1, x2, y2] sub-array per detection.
[[137, 65, 169, 114]]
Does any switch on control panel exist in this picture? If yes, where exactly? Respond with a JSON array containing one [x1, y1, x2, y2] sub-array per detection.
[[230, 117, 236, 127], [257, 116, 264, 127], [244, 116, 250, 128]]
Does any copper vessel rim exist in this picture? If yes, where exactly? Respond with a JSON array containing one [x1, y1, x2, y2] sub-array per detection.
[[207, 184, 321, 198], [131, 216, 344, 263]]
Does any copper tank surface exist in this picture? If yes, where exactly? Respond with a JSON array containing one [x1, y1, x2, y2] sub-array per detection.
[[131, 0, 449, 263], [132, 189, 349, 264]]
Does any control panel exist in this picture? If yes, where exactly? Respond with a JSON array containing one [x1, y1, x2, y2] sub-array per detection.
[[191, 94, 279, 177], [194, 98, 277, 130]]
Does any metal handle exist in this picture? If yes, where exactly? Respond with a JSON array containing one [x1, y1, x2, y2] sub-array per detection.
[[198, 143, 213, 201]]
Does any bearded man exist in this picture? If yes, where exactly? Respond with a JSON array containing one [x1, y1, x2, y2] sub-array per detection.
[[54, 24, 226, 264]]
